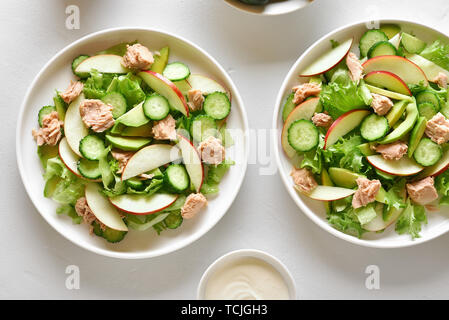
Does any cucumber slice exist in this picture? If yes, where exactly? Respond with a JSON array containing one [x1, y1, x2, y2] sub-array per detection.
[[38, 105, 56, 127], [92, 221, 104, 237], [79, 135, 106, 160], [360, 114, 390, 141], [282, 93, 296, 122], [416, 90, 441, 110], [102, 227, 127, 243], [401, 33, 427, 54], [77, 158, 101, 180], [287, 120, 319, 152], [414, 138, 442, 166], [126, 177, 146, 191], [190, 115, 218, 142], [380, 24, 401, 39], [203, 92, 231, 120], [408, 116, 427, 157], [164, 211, 183, 229], [105, 135, 151, 151], [163, 62, 191, 81], [418, 102, 438, 120], [359, 29, 389, 57], [143, 94, 170, 121], [102, 92, 127, 119], [165, 164, 190, 192], [367, 41, 398, 59], [71, 55, 90, 78]]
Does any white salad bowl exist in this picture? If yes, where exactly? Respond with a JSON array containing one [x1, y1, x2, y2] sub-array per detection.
[[273, 20, 449, 248], [16, 27, 249, 259], [224, 0, 313, 16]]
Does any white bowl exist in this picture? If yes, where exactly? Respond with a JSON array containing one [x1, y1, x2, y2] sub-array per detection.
[[16, 27, 249, 259], [197, 249, 296, 300], [273, 20, 449, 248], [224, 0, 313, 16]]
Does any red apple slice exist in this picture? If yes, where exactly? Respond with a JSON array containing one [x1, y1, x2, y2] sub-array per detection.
[[139, 71, 189, 116], [405, 53, 449, 83], [324, 109, 371, 149], [109, 193, 178, 215], [295, 185, 356, 201], [367, 155, 423, 176], [85, 183, 128, 231], [59, 137, 82, 178], [300, 38, 353, 77], [364, 71, 412, 96], [75, 54, 130, 74], [363, 55, 428, 86], [363, 203, 403, 232], [174, 79, 192, 97], [64, 94, 88, 157], [121, 144, 182, 181], [177, 135, 204, 192], [417, 149, 449, 179], [187, 74, 231, 100], [281, 97, 321, 159]]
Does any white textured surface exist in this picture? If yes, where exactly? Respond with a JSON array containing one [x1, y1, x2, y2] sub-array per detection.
[[2, 0, 449, 299]]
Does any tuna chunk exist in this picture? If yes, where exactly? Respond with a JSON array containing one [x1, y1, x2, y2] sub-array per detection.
[[373, 141, 408, 161], [79, 99, 115, 132], [434, 72, 448, 89], [292, 83, 321, 105], [32, 111, 63, 146], [371, 93, 393, 116], [121, 43, 154, 70], [346, 52, 364, 83], [75, 197, 106, 234], [152, 114, 176, 140], [181, 193, 207, 219], [312, 112, 333, 127], [111, 149, 135, 174], [352, 178, 381, 209], [425, 113, 449, 144], [198, 136, 225, 165], [60, 81, 84, 104], [290, 168, 318, 193], [406, 177, 438, 205], [188, 89, 204, 111]]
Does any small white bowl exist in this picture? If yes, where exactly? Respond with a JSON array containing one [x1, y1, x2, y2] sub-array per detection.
[[273, 20, 449, 248], [224, 0, 313, 16], [197, 249, 297, 300], [16, 28, 249, 259]]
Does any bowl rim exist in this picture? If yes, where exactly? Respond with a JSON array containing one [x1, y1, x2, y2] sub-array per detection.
[[16, 27, 249, 259], [224, 0, 312, 16], [273, 19, 449, 249], [196, 249, 297, 300]]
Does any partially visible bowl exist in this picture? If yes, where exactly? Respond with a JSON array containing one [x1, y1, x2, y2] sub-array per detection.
[[224, 0, 314, 16], [273, 20, 449, 248], [16, 27, 249, 259]]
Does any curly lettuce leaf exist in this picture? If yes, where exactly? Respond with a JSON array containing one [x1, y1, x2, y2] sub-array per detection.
[[420, 40, 449, 71], [325, 134, 369, 174], [200, 160, 234, 195], [328, 208, 366, 238], [83, 70, 116, 99], [435, 170, 449, 204], [354, 204, 378, 225], [56, 204, 82, 224], [118, 73, 146, 106], [395, 200, 427, 239], [126, 178, 163, 195]]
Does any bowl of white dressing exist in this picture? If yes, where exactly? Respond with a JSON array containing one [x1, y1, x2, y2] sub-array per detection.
[[197, 249, 296, 300]]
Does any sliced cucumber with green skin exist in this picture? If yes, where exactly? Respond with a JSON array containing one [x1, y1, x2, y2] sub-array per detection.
[[38, 105, 56, 126], [203, 92, 231, 120], [282, 93, 296, 122], [190, 115, 218, 142], [413, 138, 442, 166], [102, 227, 127, 243], [79, 135, 106, 160], [162, 62, 191, 81], [416, 90, 441, 110], [287, 120, 319, 152], [367, 41, 398, 59], [418, 102, 438, 120], [126, 177, 146, 191], [408, 116, 427, 157], [71, 55, 90, 78], [105, 135, 151, 151], [360, 114, 390, 141], [164, 211, 183, 229], [165, 164, 190, 192], [92, 221, 103, 237], [77, 158, 101, 180], [102, 92, 127, 119], [359, 29, 389, 57], [401, 33, 427, 54], [143, 94, 170, 121], [380, 24, 401, 39]]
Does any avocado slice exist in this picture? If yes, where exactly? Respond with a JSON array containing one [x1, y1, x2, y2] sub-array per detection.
[[150, 46, 170, 74], [115, 102, 149, 127], [379, 100, 418, 144], [386, 100, 408, 127], [357, 143, 376, 156], [121, 123, 153, 137], [321, 168, 334, 214], [408, 116, 427, 157], [106, 135, 151, 151]]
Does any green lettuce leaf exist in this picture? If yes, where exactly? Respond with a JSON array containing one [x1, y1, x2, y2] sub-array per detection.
[[354, 204, 377, 225], [56, 204, 82, 224], [83, 70, 116, 99], [395, 200, 427, 239], [328, 208, 365, 238], [200, 160, 234, 195], [420, 40, 449, 71], [118, 73, 146, 106]]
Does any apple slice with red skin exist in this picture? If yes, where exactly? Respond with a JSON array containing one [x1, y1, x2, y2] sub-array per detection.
[[109, 193, 178, 216], [405, 53, 449, 83], [281, 97, 321, 159], [139, 71, 189, 116], [75, 54, 130, 74], [187, 74, 231, 101], [364, 71, 412, 96], [177, 135, 204, 192], [367, 155, 423, 176], [324, 109, 371, 150], [417, 149, 449, 179], [64, 94, 88, 157], [300, 38, 353, 77], [363, 55, 428, 86], [59, 137, 83, 178], [295, 185, 356, 201]]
